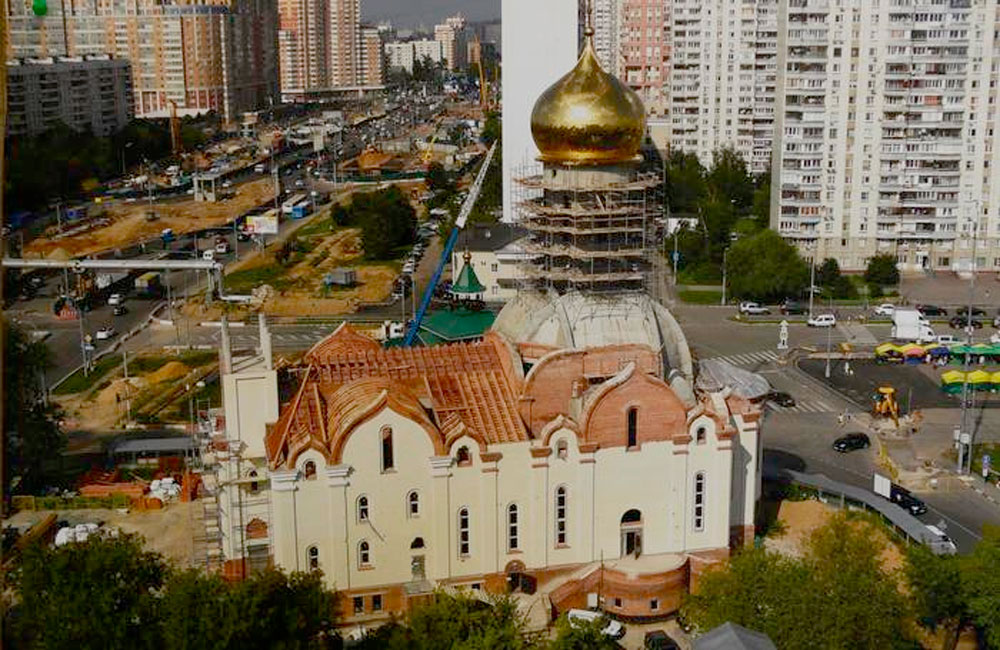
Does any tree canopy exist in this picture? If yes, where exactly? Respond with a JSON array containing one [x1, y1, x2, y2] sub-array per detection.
[[726, 229, 809, 302], [337, 186, 417, 260], [865, 253, 901, 287], [3, 319, 65, 495], [683, 513, 911, 650], [5, 534, 337, 650]]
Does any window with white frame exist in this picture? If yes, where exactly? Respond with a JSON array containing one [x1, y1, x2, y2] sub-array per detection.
[[308, 545, 319, 571], [357, 495, 369, 522], [458, 507, 470, 556], [507, 504, 519, 551], [407, 490, 420, 517], [694, 472, 706, 531], [555, 486, 568, 545], [358, 540, 371, 567]]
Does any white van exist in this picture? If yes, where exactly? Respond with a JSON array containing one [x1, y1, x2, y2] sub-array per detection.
[[807, 314, 837, 328], [566, 609, 625, 639]]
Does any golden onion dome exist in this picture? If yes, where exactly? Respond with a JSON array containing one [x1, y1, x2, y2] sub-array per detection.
[[530, 31, 646, 166]]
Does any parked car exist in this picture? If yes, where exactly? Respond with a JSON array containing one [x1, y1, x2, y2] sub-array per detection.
[[807, 314, 837, 327], [832, 432, 871, 453], [993, 315, 1000, 329], [739, 301, 770, 315], [95, 325, 116, 341], [936, 334, 960, 345], [112, 304, 128, 317], [917, 304, 948, 317], [950, 316, 983, 329], [955, 306, 987, 318], [566, 610, 625, 640], [107, 293, 124, 306], [644, 630, 681, 650], [925, 525, 958, 554], [767, 391, 796, 408], [780, 300, 807, 315], [873, 303, 896, 317]]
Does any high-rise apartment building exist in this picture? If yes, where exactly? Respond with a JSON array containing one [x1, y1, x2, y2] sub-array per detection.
[[619, 0, 670, 115], [771, 0, 1000, 272], [435, 13, 467, 71], [359, 25, 383, 85], [592, 0, 622, 73], [385, 40, 444, 74], [330, 0, 361, 86], [6, 55, 133, 136], [278, 0, 331, 99], [6, 0, 278, 122], [667, 0, 776, 173]]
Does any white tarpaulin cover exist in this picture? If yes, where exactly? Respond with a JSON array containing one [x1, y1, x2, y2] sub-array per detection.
[[696, 358, 770, 400]]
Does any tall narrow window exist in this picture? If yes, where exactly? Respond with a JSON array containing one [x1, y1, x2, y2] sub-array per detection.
[[458, 507, 470, 556], [359, 540, 371, 567], [626, 407, 638, 448], [694, 472, 706, 531], [456, 445, 471, 466], [248, 470, 259, 494], [555, 486, 568, 545], [507, 504, 519, 551], [381, 426, 394, 471], [407, 490, 420, 517], [358, 495, 369, 522], [304, 461, 317, 480], [308, 545, 319, 571]]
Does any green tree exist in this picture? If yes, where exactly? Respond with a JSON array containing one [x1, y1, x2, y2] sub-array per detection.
[[353, 187, 417, 260], [817, 258, 841, 288], [963, 525, 1000, 648], [752, 167, 772, 228], [706, 147, 754, 213], [665, 150, 707, 217], [865, 253, 900, 287], [426, 161, 453, 194], [726, 230, 809, 302], [683, 513, 911, 650], [358, 590, 533, 649], [481, 112, 501, 145], [10, 534, 167, 650], [3, 320, 66, 495], [549, 614, 620, 650], [906, 545, 969, 650]]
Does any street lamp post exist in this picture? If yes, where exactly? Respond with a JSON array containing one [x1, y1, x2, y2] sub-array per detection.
[[825, 293, 833, 378], [120, 141, 134, 176], [721, 247, 729, 306]]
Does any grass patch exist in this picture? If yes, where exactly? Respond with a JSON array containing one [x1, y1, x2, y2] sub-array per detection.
[[52, 355, 124, 395], [679, 290, 723, 305], [293, 215, 335, 240], [224, 263, 286, 293], [971, 443, 1000, 478]]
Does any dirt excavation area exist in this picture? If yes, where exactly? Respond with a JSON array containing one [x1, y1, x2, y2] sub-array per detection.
[[24, 177, 276, 259], [218, 225, 396, 317], [5, 500, 199, 567]]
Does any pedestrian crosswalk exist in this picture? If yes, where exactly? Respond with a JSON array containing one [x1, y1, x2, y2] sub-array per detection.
[[706, 350, 780, 367], [766, 399, 835, 414]]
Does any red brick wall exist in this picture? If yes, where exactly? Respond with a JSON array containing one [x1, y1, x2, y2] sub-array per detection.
[[549, 561, 690, 620], [583, 371, 687, 448]]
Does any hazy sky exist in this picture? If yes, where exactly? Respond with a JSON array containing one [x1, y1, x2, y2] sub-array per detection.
[[363, 0, 499, 30]]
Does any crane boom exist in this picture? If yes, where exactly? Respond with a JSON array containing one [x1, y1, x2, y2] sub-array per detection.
[[403, 141, 498, 346]]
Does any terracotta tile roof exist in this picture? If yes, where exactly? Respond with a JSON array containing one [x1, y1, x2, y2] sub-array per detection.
[[267, 325, 530, 469]]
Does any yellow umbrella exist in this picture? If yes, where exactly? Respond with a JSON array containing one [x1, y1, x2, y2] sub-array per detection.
[[876, 342, 901, 355], [991, 371, 1000, 385], [967, 369, 991, 384], [941, 370, 966, 384]]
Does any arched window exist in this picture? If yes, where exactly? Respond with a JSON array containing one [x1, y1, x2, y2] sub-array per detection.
[[456, 445, 471, 466], [626, 407, 638, 448], [307, 545, 319, 571], [407, 490, 420, 517], [507, 504, 519, 551], [381, 426, 394, 472], [357, 495, 369, 522], [694, 472, 706, 531], [696, 426, 707, 444], [410, 537, 425, 549], [556, 439, 568, 459], [358, 540, 371, 567], [248, 469, 259, 494], [555, 487, 568, 546], [458, 507, 470, 557], [303, 461, 317, 480]]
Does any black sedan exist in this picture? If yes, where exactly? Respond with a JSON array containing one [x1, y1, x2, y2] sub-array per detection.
[[767, 391, 796, 408], [955, 306, 987, 318], [950, 316, 983, 329], [832, 433, 871, 453], [891, 489, 928, 517], [916, 304, 948, 317]]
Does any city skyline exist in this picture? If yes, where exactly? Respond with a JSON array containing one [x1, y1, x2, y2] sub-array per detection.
[[363, 0, 498, 29]]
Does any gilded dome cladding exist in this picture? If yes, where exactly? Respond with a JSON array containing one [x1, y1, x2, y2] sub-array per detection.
[[530, 35, 646, 166]]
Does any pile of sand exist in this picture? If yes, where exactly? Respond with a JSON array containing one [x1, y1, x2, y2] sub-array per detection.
[[147, 361, 190, 384], [95, 377, 145, 407]]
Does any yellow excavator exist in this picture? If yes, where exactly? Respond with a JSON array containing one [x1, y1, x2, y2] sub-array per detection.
[[872, 385, 900, 426]]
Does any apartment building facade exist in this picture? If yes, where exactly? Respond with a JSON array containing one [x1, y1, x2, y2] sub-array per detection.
[[6, 54, 134, 136], [359, 25, 383, 85], [278, 0, 331, 98], [330, 0, 361, 86], [6, 0, 278, 122], [435, 13, 467, 70], [771, 0, 1000, 272], [619, 0, 671, 115]]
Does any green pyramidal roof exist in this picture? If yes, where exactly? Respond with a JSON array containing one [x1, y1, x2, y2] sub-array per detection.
[[452, 258, 486, 295]]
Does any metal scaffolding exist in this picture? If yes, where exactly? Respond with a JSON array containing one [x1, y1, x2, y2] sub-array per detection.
[[513, 162, 662, 294]]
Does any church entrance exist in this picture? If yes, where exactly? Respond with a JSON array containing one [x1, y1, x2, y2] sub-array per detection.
[[620, 509, 643, 558], [410, 538, 426, 580]]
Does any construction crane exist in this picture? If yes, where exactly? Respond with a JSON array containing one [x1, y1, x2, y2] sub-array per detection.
[[403, 141, 498, 346], [421, 116, 446, 165], [475, 35, 489, 110]]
